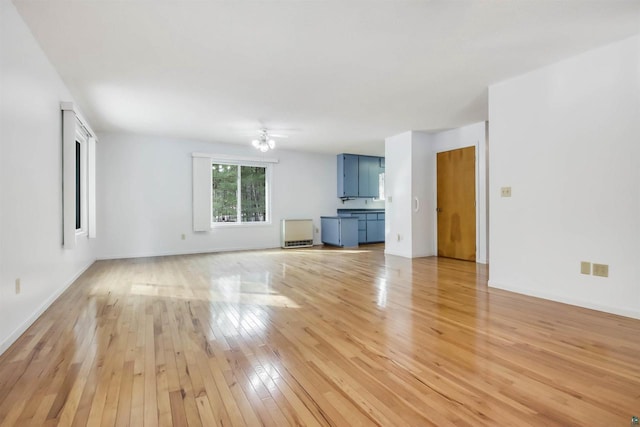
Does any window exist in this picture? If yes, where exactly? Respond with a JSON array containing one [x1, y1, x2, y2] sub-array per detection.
[[211, 162, 269, 224], [62, 102, 97, 248], [74, 126, 89, 233], [192, 153, 277, 231], [378, 171, 385, 201], [75, 141, 82, 230]]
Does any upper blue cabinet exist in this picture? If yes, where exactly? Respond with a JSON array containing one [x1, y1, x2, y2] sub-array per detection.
[[337, 154, 359, 198], [337, 154, 385, 199]]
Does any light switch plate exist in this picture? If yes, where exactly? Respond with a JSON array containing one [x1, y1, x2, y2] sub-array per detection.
[[501, 187, 512, 197]]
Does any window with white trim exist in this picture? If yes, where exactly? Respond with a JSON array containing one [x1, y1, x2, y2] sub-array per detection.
[[192, 153, 277, 231], [62, 102, 97, 248], [377, 172, 385, 201], [75, 126, 89, 232], [212, 162, 270, 224]]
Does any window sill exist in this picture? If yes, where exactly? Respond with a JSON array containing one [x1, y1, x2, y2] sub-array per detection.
[[210, 221, 272, 229]]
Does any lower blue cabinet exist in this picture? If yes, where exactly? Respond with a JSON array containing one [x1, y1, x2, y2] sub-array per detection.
[[376, 219, 385, 242], [321, 217, 358, 247], [366, 220, 377, 242], [336, 210, 385, 244]]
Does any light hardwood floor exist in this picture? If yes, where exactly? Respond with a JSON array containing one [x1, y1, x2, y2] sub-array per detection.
[[1, 245, 639, 426]]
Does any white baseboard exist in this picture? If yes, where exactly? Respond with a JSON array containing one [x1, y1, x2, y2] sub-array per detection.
[[411, 251, 437, 258], [488, 280, 640, 320], [0, 258, 97, 355], [384, 249, 412, 258], [97, 244, 283, 261]]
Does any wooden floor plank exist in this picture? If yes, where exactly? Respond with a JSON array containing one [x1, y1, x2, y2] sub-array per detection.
[[0, 245, 639, 426]]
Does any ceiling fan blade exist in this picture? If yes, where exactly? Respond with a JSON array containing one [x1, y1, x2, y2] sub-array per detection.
[[235, 128, 300, 138]]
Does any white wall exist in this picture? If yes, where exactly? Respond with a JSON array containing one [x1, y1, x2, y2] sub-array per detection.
[[385, 124, 488, 261], [384, 132, 414, 258], [489, 35, 640, 318], [411, 132, 433, 258], [0, 0, 97, 353], [97, 133, 346, 259]]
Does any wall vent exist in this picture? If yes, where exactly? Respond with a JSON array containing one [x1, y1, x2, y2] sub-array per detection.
[[281, 219, 313, 248]]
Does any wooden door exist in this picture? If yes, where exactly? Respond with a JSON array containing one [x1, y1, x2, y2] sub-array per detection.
[[437, 146, 476, 261]]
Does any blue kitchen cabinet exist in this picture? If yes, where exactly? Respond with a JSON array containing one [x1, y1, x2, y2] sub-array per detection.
[[354, 213, 367, 243], [337, 154, 359, 198], [366, 220, 377, 242], [321, 216, 358, 247], [365, 213, 378, 242], [337, 210, 385, 244], [358, 156, 379, 198], [337, 154, 384, 199], [366, 213, 385, 242], [377, 213, 385, 242]]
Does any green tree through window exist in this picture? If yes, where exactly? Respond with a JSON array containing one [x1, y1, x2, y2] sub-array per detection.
[[241, 166, 266, 222], [212, 163, 267, 223]]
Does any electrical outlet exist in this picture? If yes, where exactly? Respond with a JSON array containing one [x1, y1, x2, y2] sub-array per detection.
[[181, 234, 186, 240], [15, 278, 21, 294], [501, 187, 512, 197], [593, 263, 609, 277], [396, 233, 401, 241], [315, 227, 319, 234], [387, 196, 392, 203], [580, 261, 591, 275]]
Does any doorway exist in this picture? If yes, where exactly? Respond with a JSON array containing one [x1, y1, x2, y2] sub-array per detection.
[[436, 146, 476, 261]]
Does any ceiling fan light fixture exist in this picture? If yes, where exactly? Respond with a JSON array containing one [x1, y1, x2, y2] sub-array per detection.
[[251, 129, 277, 152]]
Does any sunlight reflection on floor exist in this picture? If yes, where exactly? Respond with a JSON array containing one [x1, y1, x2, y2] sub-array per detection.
[[128, 275, 300, 309]]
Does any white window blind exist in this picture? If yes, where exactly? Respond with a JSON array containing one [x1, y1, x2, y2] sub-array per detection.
[[193, 156, 212, 231], [87, 136, 97, 238]]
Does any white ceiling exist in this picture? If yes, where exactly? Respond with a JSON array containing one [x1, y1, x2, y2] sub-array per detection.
[[13, 1, 640, 155]]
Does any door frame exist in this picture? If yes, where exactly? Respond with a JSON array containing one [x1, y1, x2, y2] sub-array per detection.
[[430, 124, 488, 264]]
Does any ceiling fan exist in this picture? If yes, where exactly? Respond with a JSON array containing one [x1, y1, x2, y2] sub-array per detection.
[[251, 129, 287, 152]]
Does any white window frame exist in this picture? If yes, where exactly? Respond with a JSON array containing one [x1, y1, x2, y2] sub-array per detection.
[[75, 126, 89, 235], [210, 160, 272, 228], [375, 171, 385, 201], [62, 102, 97, 249], [192, 152, 278, 232]]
